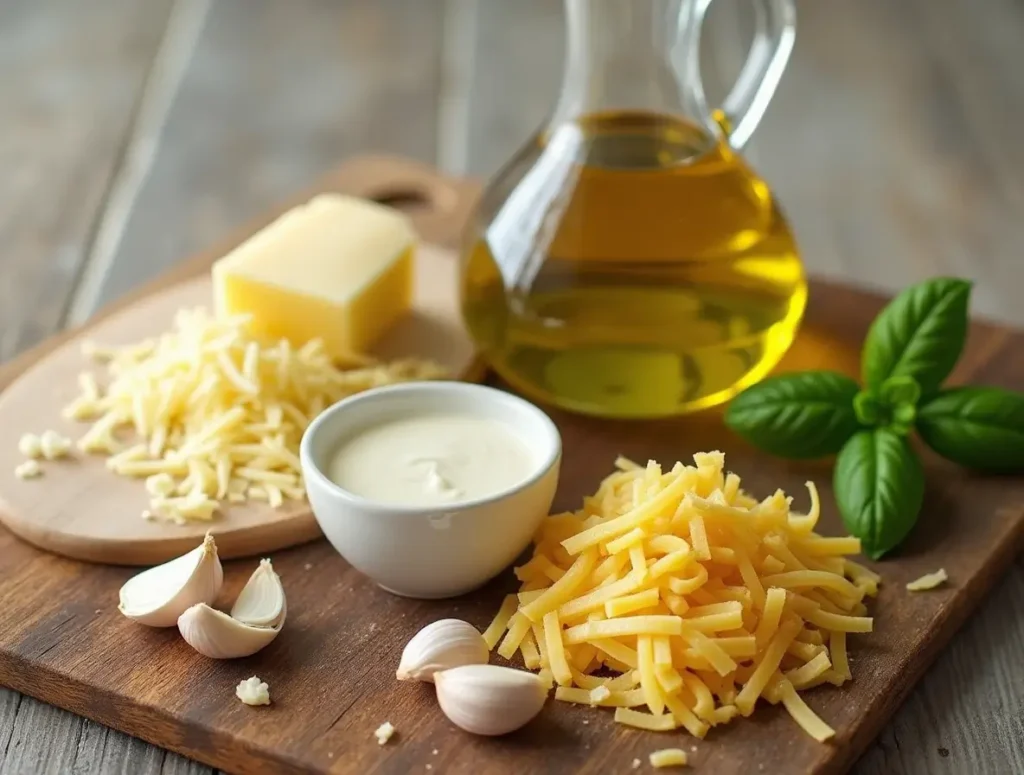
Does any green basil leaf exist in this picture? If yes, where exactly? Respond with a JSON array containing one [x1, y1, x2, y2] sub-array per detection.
[[862, 277, 972, 394], [834, 429, 924, 560], [917, 386, 1024, 471], [725, 371, 861, 459]]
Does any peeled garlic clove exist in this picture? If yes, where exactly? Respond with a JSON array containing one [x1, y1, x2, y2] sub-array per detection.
[[177, 559, 286, 659], [118, 533, 223, 627], [397, 619, 489, 683], [230, 559, 286, 628], [177, 603, 281, 659], [434, 664, 548, 736]]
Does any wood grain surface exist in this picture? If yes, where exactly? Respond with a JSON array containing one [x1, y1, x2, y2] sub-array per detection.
[[1, 1, 1023, 773], [0, 0, 174, 359], [0, 157, 1023, 775]]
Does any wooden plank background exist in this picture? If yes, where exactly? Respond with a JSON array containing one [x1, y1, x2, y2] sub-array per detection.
[[1, 0, 1022, 773]]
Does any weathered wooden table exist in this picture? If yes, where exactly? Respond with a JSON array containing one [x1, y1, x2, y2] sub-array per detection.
[[1, 1, 1021, 773]]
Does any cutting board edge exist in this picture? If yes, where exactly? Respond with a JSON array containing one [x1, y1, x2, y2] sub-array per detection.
[[0, 499, 324, 566], [0, 648, 311, 775], [824, 507, 1024, 774]]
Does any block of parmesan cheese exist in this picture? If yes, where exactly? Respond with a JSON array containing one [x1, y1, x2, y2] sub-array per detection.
[[212, 194, 415, 359]]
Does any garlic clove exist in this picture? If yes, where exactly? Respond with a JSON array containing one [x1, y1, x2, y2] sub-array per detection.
[[118, 532, 223, 627], [177, 603, 282, 659], [397, 619, 489, 683], [434, 664, 549, 736], [177, 559, 286, 659], [230, 559, 286, 627]]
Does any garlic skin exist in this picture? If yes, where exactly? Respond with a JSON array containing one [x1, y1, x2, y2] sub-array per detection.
[[434, 664, 549, 736], [177, 559, 286, 659], [397, 619, 489, 682], [118, 533, 223, 627]]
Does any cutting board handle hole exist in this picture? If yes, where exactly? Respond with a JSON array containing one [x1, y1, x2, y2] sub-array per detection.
[[369, 181, 459, 216]]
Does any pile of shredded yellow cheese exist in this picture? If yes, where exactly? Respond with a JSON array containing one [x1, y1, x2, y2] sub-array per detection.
[[64, 308, 446, 523], [483, 452, 880, 742]]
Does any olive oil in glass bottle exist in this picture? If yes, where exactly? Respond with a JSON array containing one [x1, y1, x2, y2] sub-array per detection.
[[460, 0, 804, 418]]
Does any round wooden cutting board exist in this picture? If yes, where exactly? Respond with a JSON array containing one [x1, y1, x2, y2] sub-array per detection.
[[0, 244, 479, 566]]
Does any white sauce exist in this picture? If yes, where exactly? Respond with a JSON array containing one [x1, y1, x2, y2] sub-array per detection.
[[327, 413, 536, 506]]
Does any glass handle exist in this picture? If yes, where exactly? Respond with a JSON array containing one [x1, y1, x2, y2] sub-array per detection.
[[692, 0, 796, 151]]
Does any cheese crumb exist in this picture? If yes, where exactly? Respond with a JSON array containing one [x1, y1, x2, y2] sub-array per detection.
[[907, 568, 948, 591], [650, 748, 688, 768], [589, 685, 612, 704], [235, 676, 270, 706], [145, 473, 176, 497], [14, 460, 42, 480], [374, 721, 396, 745], [39, 430, 72, 460], [632, 759, 642, 770], [18, 433, 42, 459]]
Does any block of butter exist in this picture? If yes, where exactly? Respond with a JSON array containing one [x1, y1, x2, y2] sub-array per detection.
[[212, 193, 415, 359]]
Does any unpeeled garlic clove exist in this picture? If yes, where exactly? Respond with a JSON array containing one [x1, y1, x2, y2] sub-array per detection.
[[118, 532, 223, 627], [397, 619, 489, 683], [434, 664, 549, 736], [177, 558, 285, 659], [177, 604, 282, 659], [230, 559, 286, 627]]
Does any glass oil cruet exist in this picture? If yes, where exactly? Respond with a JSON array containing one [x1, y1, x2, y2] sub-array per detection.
[[460, 0, 805, 419]]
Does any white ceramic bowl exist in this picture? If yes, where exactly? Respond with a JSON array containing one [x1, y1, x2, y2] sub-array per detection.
[[300, 382, 561, 599]]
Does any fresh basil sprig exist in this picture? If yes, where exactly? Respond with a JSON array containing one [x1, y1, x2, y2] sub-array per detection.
[[724, 276, 1024, 560]]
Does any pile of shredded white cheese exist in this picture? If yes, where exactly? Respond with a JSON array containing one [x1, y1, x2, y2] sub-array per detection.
[[65, 308, 446, 523]]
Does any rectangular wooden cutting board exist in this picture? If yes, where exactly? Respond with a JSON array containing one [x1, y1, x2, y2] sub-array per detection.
[[0, 155, 1022, 775]]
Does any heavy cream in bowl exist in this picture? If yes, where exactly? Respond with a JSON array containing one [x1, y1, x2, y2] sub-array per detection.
[[327, 413, 536, 507], [300, 382, 561, 599]]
